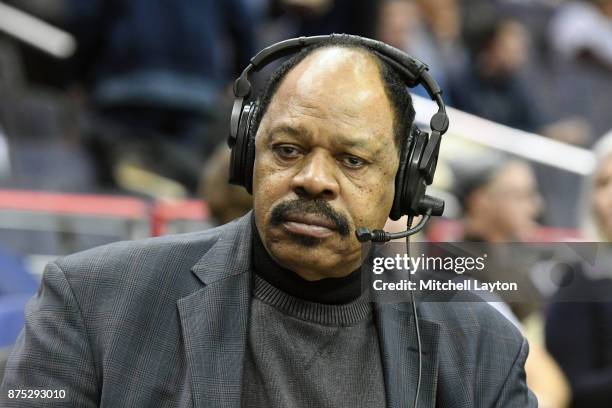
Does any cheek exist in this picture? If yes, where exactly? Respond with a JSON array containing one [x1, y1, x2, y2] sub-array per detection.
[[252, 156, 289, 223], [345, 174, 396, 228], [507, 202, 527, 221], [495, 201, 519, 225]]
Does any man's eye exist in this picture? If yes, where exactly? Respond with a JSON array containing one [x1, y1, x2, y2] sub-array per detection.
[[274, 145, 302, 159], [340, 155, 367, 169]]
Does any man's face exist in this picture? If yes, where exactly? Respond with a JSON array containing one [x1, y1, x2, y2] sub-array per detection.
[[378, 0, 420, 50], [482, 161, 541, 241], [252, 47, 399, 280], [490, 20, 529, 74]]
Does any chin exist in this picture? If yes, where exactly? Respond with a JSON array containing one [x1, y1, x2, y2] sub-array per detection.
[[274, 245, 337, 272], [267, 233, 360, 275]]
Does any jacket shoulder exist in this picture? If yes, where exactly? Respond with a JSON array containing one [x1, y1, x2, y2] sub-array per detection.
[[419, 293, 523, 343], [53, 221, 234, 299], [420, 301, 531, 406]]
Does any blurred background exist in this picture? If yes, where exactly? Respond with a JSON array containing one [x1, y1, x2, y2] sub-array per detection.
[[0, 0, 611, 406]]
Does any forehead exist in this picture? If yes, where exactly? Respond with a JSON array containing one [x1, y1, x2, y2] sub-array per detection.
[[492, 161, 534, 188], [261, 47, 396, 149]]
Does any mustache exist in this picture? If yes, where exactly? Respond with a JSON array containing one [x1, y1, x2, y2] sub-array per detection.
[[270, 199, 351, 237]]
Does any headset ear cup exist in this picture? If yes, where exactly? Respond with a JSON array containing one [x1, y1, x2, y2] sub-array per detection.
[[404, 129, 428, 216], [390, 126, 429, 220], [390, 126, 415, 220], [244, 100, 260, 194], [229, 100, 257, 190]]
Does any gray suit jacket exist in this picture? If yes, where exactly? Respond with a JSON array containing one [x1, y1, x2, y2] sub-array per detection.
[[1, 213, 537, 407]]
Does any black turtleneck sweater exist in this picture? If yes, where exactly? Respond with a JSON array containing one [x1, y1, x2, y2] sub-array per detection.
[[240, 227, 386, 408]]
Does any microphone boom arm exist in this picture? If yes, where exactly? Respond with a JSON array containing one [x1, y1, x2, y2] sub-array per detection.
[[355, 212, 431, 243]]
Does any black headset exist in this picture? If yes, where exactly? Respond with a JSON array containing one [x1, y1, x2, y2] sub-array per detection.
[[228, 34, 449, 221]]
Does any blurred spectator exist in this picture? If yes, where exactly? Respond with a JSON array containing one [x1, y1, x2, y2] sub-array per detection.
[[449, 7, 543, 131], [452, 152, 544, 317], [546, 130, 612, 407], [377, 0, 422, 51], [199, 144, 252, 226], [416, 0, 462, 48], [549, 0, 612, 71], [453, 152, 542, 242], [442, 2, 594, 230], [452, 151, 571, 408], [269, 0, 380, 38], [450, 4, 593, 143], [413, 0, 467, 78], [579, 130, 612, 240], [377, 0, 466, 103], [64, 0, 256, 193]]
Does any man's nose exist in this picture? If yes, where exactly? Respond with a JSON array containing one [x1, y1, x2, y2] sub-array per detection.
[[290, 150, 339, 200]]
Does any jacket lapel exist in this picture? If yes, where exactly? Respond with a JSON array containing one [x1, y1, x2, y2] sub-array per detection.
[[375, 302, 440, 408], [178, 215, 253, 408]]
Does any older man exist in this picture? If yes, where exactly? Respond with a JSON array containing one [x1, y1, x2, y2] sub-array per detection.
[[1, 37, 536, 407]]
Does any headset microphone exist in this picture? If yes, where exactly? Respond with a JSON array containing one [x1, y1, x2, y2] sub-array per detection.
[[355, 195, 445, 243]]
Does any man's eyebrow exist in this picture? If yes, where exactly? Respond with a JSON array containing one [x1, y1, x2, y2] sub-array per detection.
[[331, 134, 372, 150], [333, 133, 390, 159], [267, 124, 311, 140]]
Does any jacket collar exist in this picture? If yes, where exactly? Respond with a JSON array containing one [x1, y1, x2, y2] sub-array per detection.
[[190, 213, 254, 286], [177, 212, 440, 408]]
